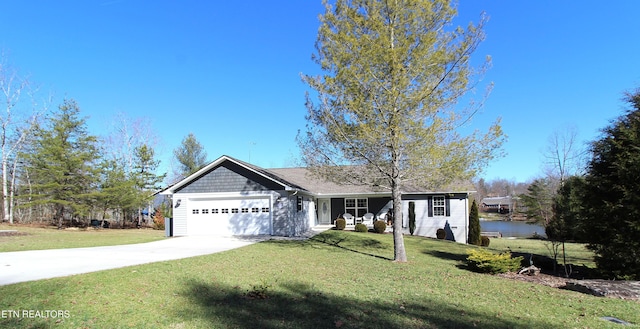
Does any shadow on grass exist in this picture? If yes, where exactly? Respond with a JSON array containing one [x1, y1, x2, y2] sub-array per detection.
[[509, 251, 599, 279], [309, 233, 393, 260], [423, 250, 469, 263], [178, 279, 562, 329]]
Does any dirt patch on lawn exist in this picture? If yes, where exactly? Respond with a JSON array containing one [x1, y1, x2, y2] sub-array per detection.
[[0, 230, 29, 237], [497, 272, 640, 301]]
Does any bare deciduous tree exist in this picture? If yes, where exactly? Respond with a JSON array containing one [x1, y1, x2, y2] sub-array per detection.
[[103, 112, 160, 174], [542, 125, 586, 184], [0, 54, 46, 223]]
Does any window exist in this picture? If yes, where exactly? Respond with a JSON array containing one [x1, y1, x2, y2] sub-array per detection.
[[296, 196, 303, 212], [222, 209, 229, 214], [212, 209, 219, 214], [262, 207, 270, 213], [231, 208, 239, 214], [251, 208, 259, 213], [433, 196, 445, 216], [192, 209, 199, 214], [202, 209, 209, 214], [345, 198, 368, 217], [241, 208, 249, 213]]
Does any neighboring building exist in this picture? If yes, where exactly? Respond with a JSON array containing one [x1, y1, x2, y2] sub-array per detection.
[[159, 155, 475, 243], [480, 196, 518, 214]]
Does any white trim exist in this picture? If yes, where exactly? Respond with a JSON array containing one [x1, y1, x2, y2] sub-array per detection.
[[432, 195, 446, 217], [314, 192, 391, 198], [345, 197, 369, 218]]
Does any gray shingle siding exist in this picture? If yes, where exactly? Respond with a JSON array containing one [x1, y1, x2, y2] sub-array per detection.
[[175, 161, 285, 194]]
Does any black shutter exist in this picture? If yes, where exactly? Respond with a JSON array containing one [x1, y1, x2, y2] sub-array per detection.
[[427, 196, 433, 217], [445, 195, 451, 217]]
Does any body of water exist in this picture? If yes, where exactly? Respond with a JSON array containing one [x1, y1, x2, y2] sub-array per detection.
[[480, 220, 546, 238]]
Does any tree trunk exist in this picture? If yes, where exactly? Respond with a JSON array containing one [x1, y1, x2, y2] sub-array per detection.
[[2, 158, 10, 223], [9, 159, 16, 224], [56, 204, 64, 229], [392, 178, 407, 262]]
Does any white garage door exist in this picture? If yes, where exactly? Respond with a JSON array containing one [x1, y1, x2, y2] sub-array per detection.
[[187, 198, 271, 236]]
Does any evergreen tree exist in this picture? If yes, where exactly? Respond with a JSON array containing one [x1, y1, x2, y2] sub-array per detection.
[[548, 175, 587, 276], [549, 175, 586, 243], [468, 199, 481, 245], [581, 89, 640, 279], [132, 144, 165, 226], [520, 178, 556, 225], [97, 159, 138, 226], [408, 201, 416, 235], [173, 133, 207, 179], [299, 0, 504, 262], [24, 99, 100, 228]]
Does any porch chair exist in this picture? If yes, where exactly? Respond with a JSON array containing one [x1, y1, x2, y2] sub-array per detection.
[[362, 213, 375, 226], [343, 213, 355, 225]]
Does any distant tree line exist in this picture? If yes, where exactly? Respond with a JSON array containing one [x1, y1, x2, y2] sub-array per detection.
[[0, 56, 209, 228]]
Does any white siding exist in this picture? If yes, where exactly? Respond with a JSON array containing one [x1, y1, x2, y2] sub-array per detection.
[[403, 195, 469, 244], [172, 197, 188, 236]]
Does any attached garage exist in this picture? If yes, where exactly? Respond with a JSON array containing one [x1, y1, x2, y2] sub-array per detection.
[[161, 156, 304, 237], [186, 197, 271, 236]]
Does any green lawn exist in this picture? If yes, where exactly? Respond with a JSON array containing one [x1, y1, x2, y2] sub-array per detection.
[[0, 230, 637, 328], [0, 223, 165, 252], [489, 237, 597, 268]]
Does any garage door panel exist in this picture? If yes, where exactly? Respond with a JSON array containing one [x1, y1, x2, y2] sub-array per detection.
[[187, 198, 270, 236]]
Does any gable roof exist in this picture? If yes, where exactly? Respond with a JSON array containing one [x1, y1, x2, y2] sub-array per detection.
[[481, 196, 514, 206], [159, 155, 305, 194], [160, 155, 475, 196]]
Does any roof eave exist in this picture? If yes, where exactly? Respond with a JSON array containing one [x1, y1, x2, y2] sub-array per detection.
[[162, 155, 298, 194]]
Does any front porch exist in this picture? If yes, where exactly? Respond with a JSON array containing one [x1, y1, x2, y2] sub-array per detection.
[[315, 197, 393, 226]]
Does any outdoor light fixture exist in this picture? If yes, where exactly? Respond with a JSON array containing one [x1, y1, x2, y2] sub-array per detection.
[[175, 199, 181, 208]]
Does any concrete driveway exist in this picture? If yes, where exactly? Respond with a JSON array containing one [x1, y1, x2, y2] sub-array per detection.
[[0, 236, 267, 286]]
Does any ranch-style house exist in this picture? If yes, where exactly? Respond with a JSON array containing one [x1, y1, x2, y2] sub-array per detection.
[[159, 155, 474, 243]]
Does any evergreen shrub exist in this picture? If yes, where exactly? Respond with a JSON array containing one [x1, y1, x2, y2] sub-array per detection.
[[466, 249, 523, 274], [335, 218, 346, 230], [354, 223, 368, 232], [480, 236, 491, 247], [408, 201, 416, 235], [373, 220, 386, 233]]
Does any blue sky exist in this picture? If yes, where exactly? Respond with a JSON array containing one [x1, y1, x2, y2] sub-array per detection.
[[1, 1, 639, 183]]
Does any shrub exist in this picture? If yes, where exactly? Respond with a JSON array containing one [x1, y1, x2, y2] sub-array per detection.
[[466, 249, 523, 274], [373, 220, 386, 233], [152, 209, 165, 230], [436, 228, 446, 239], [246, 280, 275, 300], [335, 218, 346, 230], [354, 223, 368, 232], [408, 201, 416, 235], [468, 200, 481, 245], [480, 236, 491, 247]]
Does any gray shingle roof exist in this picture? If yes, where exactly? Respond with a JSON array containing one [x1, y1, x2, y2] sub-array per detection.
[[267, 167, 388, 195], [266, 167, 475, 195], [160, 155, 475, 196]]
